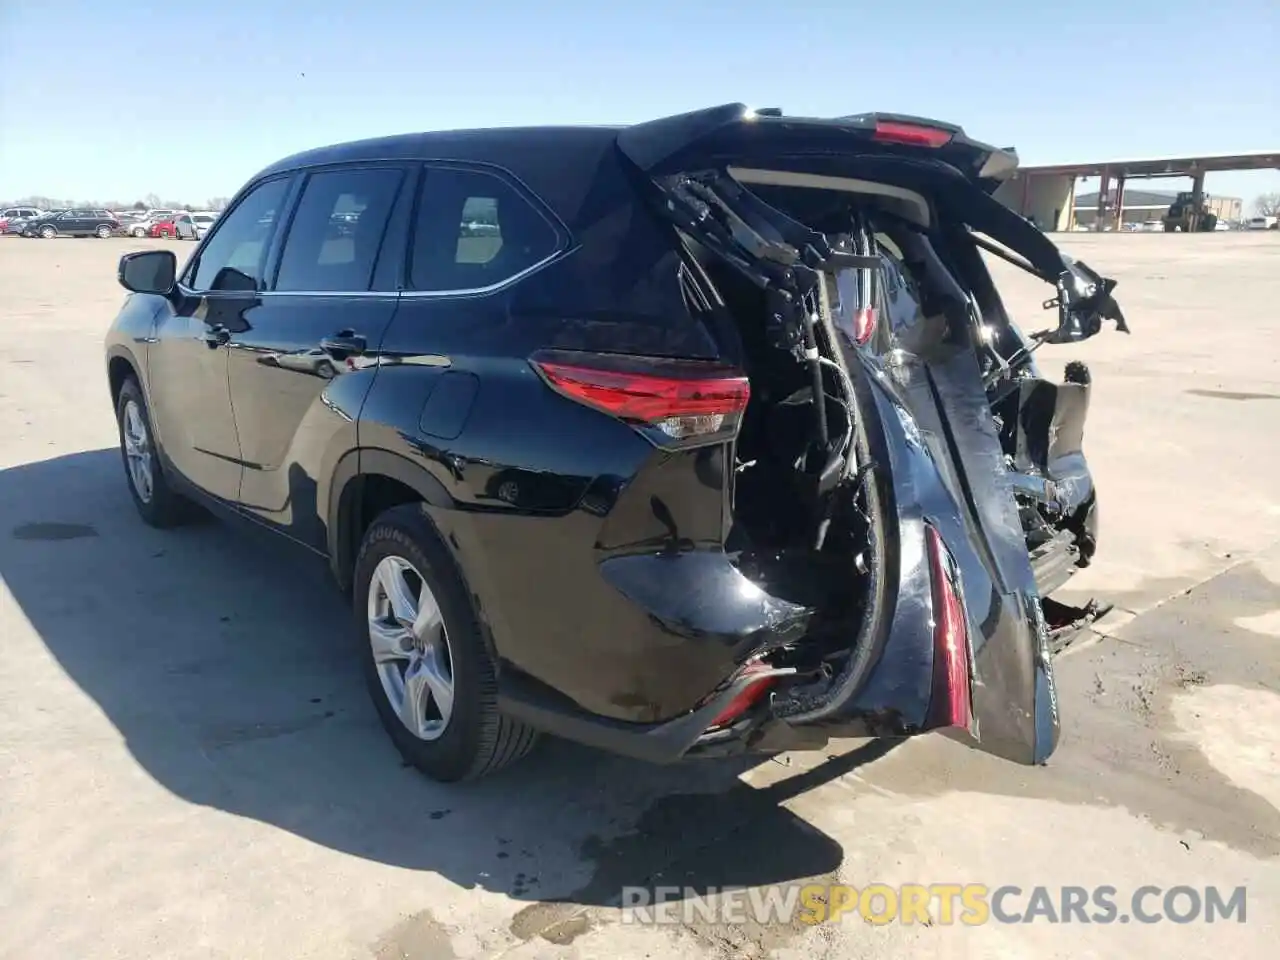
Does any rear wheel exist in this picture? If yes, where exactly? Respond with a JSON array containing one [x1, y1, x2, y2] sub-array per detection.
[[353, 503, 538, 781], [115, 378, 197, 528], [131, 226, 147, 238], [39, 225, 56, 239]]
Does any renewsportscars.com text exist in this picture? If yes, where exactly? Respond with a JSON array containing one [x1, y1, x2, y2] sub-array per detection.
[[620, 883, 1248, 926]]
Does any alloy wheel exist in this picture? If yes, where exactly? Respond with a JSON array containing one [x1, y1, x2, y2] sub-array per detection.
[[121, 399, 154, 503], [366, 555, 455, 741]]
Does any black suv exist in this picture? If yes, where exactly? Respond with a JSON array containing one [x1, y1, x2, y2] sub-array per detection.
[[106, 105, 1124, 782], [25, 208, 120, 238]]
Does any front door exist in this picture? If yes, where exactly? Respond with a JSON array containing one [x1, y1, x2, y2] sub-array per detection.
[[148, 176, 294, 501], [225, 164, 408, 550]]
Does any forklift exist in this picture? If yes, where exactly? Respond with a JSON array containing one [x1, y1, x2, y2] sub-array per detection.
[[1163, 191, 1219, 232]]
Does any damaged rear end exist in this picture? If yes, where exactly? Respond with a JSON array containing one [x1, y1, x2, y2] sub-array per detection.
[[606, 105, 1128, 766], [498, 104, 1125, 767]]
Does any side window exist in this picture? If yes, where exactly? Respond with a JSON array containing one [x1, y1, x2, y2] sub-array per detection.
[[409, 166, 559, 292], [273, 167, 402, 292], [189, 177, 290, 292]]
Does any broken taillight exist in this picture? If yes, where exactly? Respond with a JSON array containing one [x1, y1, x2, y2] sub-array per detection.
[[707, 662, 776, 729], [872, 120, 954, 149], [531, 350, 750, 443], [854, 306, 877, 345], [924, 524, 974, 731]]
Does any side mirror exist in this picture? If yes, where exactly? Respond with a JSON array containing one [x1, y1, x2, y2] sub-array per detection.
[[118, 250, 176, 295]]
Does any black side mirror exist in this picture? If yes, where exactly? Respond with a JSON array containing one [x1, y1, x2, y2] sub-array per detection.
[[118, 250, 176, 295]]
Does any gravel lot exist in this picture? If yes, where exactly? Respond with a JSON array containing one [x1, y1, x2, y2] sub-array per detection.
[[1, 233, 1277, 959]]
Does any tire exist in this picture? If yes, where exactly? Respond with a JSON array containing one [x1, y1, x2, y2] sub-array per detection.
[[132, 226, 146, 238], [353, 503, 539, 781], [115, 377, 196, 528], [96, 224, 113, 239], [39, 225, 56, 239]]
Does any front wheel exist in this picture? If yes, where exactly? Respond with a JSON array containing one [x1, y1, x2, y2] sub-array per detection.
[[96, 224, 113, 239], [39, 225, 56, 239], [353, 503, 539, 782], [131, 226, 147, 238], [115, 378, 197, 528]]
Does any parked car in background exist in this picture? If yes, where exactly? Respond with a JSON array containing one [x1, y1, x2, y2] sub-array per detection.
[[190, 211, 218, 239], [1, 206, 44, 234], [151, 213, 198, 240], [22, 209, 120, 238], [126, 210, 180, 237], [1246, 215, 1277, 231]]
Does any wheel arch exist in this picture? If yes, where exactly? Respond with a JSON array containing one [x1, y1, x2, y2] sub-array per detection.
[[106, 346, 143, 408], [327, 449, 457, 593]]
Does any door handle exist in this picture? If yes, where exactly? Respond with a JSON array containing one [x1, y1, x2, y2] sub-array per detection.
[[203, 324, 230, 348], [320, 332, 367, 359]]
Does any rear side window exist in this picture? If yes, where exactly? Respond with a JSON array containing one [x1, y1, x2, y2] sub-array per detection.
[[274, 167, 403, 292], [189, 177, 290, 292], [409, 166, 559, 292]]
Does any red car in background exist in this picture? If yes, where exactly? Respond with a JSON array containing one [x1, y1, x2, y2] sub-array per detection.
[[150, 213, 198, 240]]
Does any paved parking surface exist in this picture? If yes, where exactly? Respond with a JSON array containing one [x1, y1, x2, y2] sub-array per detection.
[[1, 233, 1277, 958]]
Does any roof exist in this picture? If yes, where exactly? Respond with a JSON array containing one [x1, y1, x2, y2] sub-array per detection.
[[1013, 150, 1280, 178], [252, 125, 626, 231]]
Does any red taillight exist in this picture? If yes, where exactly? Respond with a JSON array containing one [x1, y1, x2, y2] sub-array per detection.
[[532, 351, 750, 442], [872, 120, 954, 149], [925, 525, 973, 730], [708, 663, 776, 729], [854, 306, 877, 345]]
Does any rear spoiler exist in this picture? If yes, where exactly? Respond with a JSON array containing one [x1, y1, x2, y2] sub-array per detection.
[[616, 103, 1019, 190]]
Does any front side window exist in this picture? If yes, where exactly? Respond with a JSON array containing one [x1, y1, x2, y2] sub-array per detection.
[[189, 177, 290, 292], [409, 166, 559, 292], [273, 167, 403, 292]]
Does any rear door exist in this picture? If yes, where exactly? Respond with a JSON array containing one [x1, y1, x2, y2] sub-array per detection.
[[60, 210, 89, 235], [223, 162, 409, 550]]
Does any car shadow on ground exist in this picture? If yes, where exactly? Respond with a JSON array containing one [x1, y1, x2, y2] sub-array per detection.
[[0, 449, 898, 908]]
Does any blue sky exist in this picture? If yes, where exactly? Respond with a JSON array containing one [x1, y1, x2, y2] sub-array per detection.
[[2, 0, 1277, 208]]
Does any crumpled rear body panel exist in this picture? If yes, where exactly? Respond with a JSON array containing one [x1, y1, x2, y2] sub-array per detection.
[[786, 340, 1061, 765]]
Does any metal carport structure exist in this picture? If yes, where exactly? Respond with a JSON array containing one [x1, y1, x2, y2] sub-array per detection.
[[996, 150, 1280, 231]]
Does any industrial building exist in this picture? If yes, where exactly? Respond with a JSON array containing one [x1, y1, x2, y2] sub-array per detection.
[[1071, 190, 1241, 229], [995, 149, 1279, 231]]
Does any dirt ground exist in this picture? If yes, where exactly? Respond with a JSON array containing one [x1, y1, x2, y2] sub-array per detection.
[[1, 232, 1277, 959]]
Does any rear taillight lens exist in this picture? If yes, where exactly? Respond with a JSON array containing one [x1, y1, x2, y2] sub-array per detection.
[[854, 306, 877, 345], [872, 120, 954, 149], [707, 662, 776, 729], [925, 524, 974, 731], [531, 350, 750, 443]]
